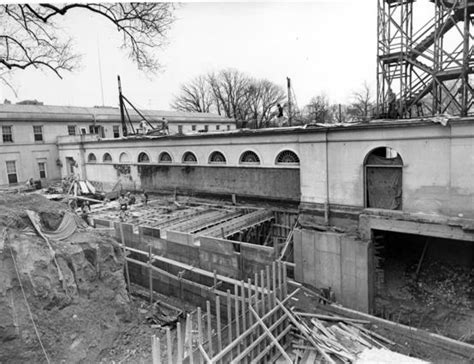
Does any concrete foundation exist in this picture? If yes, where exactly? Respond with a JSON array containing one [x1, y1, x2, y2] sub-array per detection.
[[293, 228, 372, 312]]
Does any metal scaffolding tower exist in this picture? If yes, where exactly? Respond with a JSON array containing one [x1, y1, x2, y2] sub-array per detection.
[[377, 0, 474, 118]]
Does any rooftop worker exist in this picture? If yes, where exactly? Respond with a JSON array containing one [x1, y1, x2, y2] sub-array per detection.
[[161, 117, 169, 135], [139, 119, 149, 134], [387, 88, 397, 119]]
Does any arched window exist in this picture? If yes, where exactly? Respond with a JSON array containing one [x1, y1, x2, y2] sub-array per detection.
[[209, 151, 227, 164], [182, 151, 197, 163], [276, 150, 300, 165], [87, 153, 97, 163], [138, 152, 150, 163], [102, 153, 112, 163], [364, 147, 403, 210], [239, 150, 260, 164], [119, 152, 130, 163], [159, 151, 172, 163]]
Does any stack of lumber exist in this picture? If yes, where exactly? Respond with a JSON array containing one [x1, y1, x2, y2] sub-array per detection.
[[289, 311, 397, 363]]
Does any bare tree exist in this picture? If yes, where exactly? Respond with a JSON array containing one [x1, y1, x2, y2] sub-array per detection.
[[171, 75, 214, 113], [303, 94, 332, 123], [0, 3, 175, 78], [207, 69, 253, 120], [247, 79, 286, 128], [347, 82, 374, 120], [171, 68, 286, 128]]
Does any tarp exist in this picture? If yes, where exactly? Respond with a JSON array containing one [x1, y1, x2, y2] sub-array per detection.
[[26, 210, 88, 241], [366, 167, 402, 210]]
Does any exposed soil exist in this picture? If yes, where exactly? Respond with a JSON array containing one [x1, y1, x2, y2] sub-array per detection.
[[0, 194, 130, 363]]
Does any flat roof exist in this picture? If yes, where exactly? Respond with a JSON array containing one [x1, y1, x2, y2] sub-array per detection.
[[60, 115, 474, 144], [0, 104, 234, 124]]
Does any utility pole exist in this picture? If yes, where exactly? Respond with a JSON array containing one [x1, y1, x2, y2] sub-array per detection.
[[117, 75, 127, 137], [287, 77, 292, 126]]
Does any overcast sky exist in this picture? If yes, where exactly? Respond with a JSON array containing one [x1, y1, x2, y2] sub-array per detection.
[[0, 1, 406, 110]]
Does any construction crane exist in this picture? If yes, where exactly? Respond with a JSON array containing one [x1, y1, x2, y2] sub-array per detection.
[[117, 75, 168, 136]]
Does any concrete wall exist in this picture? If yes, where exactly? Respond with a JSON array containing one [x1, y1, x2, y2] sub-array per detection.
[[293, 228, 372, 312], [113, 222, 276, 281], [139, 165, 300, 201], [58, 119, 474, 220]]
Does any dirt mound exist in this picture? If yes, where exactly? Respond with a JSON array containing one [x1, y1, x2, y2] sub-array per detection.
[[0, 193, 68, 230], [0, 194, 131, 363]]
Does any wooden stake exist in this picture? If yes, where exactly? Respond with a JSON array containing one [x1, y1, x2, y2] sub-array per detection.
[[152, 335, 161, 364], [186, 313, 194, 364], [206, 300, 213, 357], [282, 262, 288, 299], [265, 265, 271, 311], [260, 270, 265, 316], [177, 321, 183, 364], [197, 307, 203, 364], [277, 261, 282, 300], [226, 290, 232, 345], [166, 327, 173, 364], [240, 280, 246, 332], [216, 296, 222, 353], [119, 223, 131, 297], [149, 244, 153, 305], [234, 285, 240, 337]]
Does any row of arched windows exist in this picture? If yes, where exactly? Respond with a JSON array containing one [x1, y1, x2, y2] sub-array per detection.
[[87, 149, 300, 166]]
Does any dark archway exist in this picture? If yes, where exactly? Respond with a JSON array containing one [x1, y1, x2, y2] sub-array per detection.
[[364, 147, 403, 210]]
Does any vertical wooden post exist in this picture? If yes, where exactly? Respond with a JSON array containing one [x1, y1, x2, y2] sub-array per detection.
[[234, 285, 240, 338], [265, 265, 271, 311], [272, 261, 277, 306], [240, 280, 246, 332], [260, 270, 265, 316], [277, 261, 282, 300], [247, 278, 253, 327], [166, 327, 173, 364], [149, 244, 153, 305], [119, 223, 131, 296], [254, 272, 259, 315], [177, 321, 183, 364], [186, 313, 194, 364], [283, 262, 288, 299], [216, 296, 222, 353], [197, 307, 203, 364], [206, 300, 213, 357], [226, 290, 232, 345], [152, 335, 161, 364]]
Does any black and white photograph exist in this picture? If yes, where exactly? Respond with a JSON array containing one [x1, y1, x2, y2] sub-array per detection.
[[0, 0, 473, 362]]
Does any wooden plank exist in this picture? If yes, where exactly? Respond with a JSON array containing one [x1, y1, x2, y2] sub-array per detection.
[[249, 306, 292, 363], [177, 321, 183, 364], [166, 327, 173, 364], [152, 335, 161, 364], [206, 301, 213, 357], [275, 299, 335, 364], [210, 289, 300, 362]]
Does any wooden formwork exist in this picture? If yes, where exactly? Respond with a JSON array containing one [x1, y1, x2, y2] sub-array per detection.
[[150, 262, 293, 364]]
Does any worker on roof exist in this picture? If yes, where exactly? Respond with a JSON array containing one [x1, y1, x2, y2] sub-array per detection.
[[387, 88, 397, 119]]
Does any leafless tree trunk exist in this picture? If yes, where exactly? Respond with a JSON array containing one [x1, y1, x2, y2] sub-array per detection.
[[0, 3, 175, 78]]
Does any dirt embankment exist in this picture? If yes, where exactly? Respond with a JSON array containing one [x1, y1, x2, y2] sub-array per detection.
[[0, 194, 130, 363]]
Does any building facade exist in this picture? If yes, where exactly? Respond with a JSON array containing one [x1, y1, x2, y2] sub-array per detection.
[[0, 104, 235, 186], [56, 117, 474, 312]]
